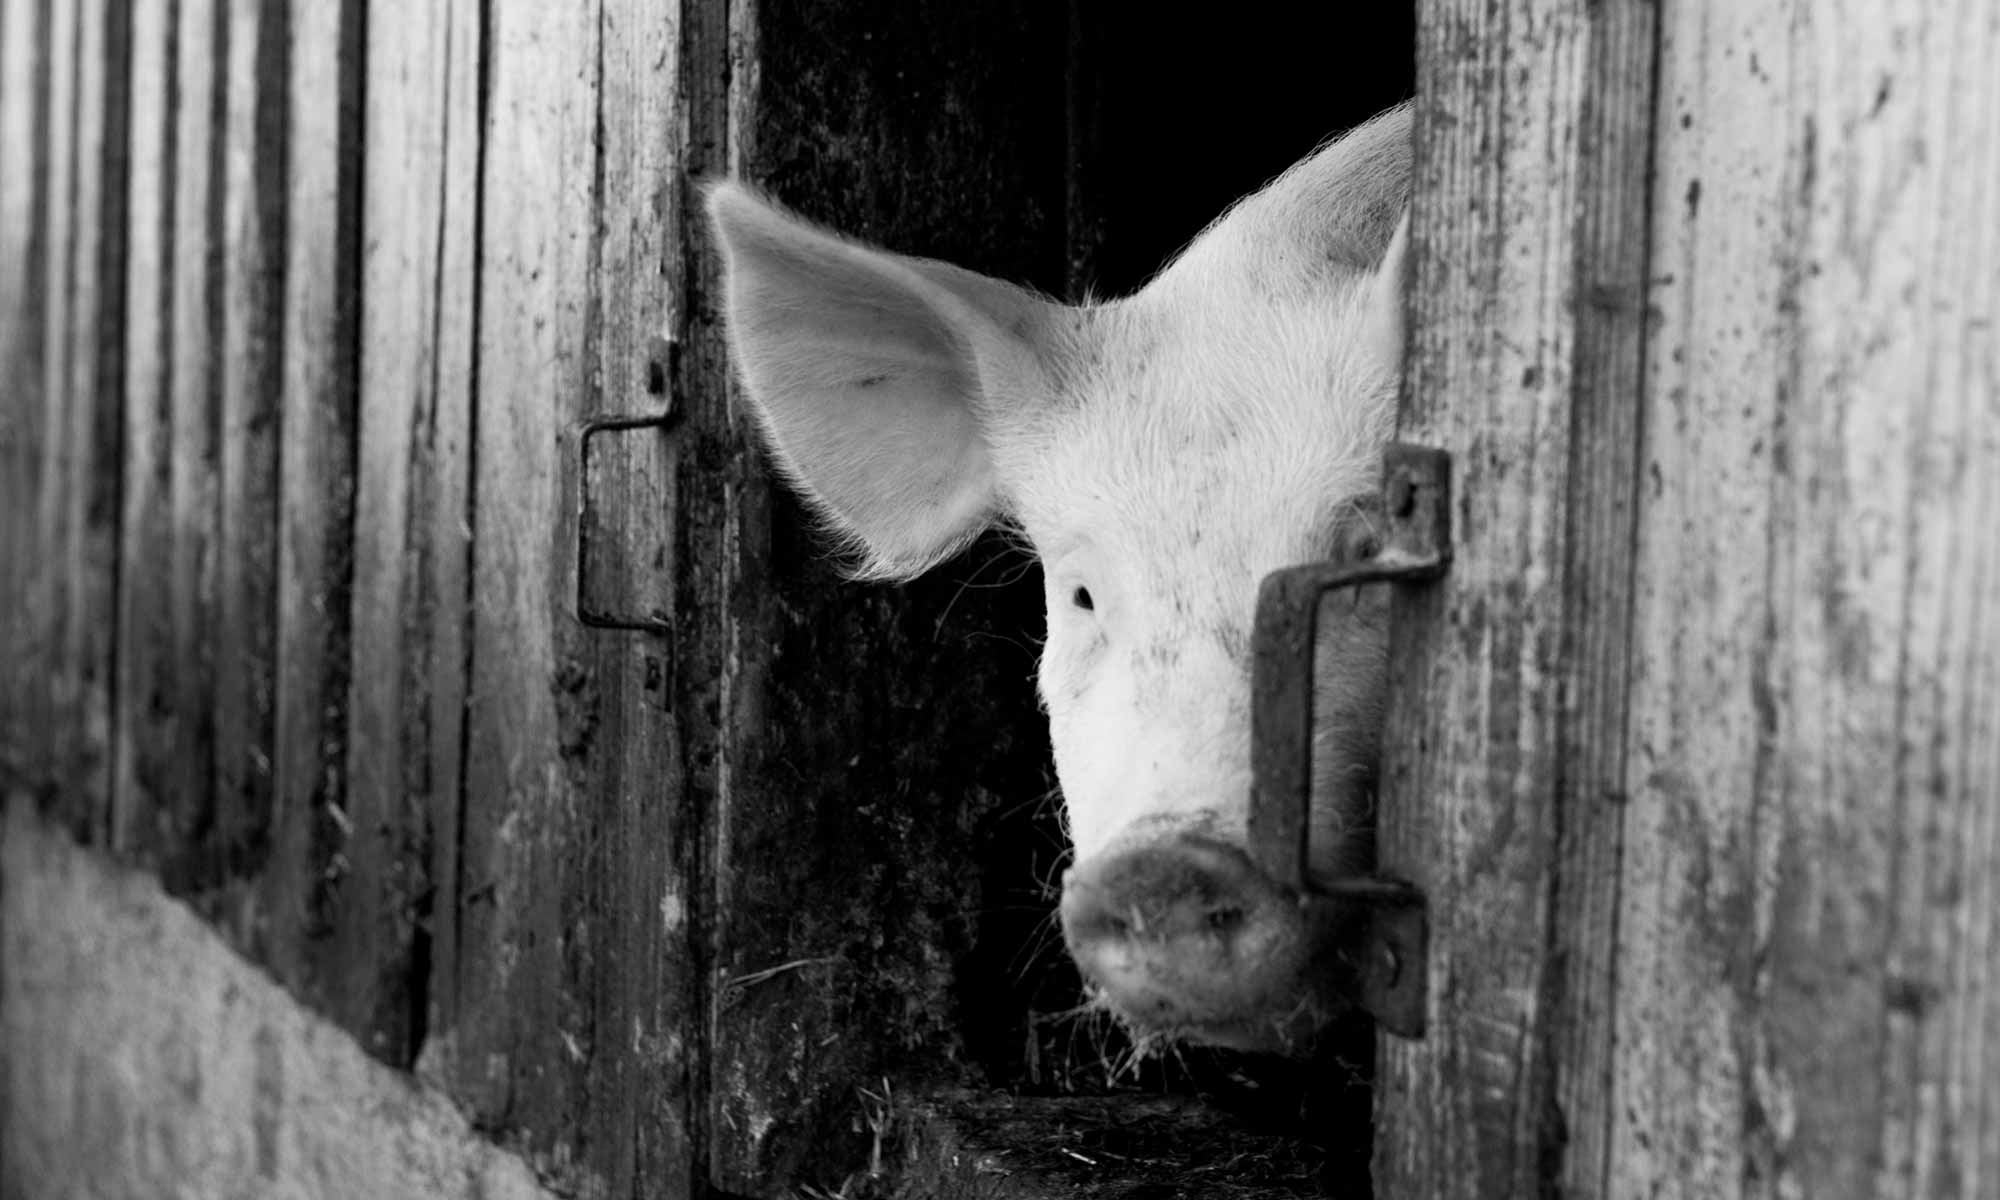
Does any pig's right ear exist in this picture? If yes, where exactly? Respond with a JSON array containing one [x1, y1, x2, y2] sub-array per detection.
[[1364, 209, 1411, 373], [705, 183, 1053, 579]]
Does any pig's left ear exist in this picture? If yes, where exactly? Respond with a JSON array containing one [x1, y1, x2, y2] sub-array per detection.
[[705, 183, 1058, 579], [1364, 210, 1411, 373]]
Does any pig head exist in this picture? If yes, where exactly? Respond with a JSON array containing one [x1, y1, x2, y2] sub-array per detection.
[[705, 103, 1412, 1055]]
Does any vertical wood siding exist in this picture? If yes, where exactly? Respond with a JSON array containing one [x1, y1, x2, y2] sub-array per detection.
[[1379, 1, 2000, 1197], [1377, 1, 1658, 1195], [7, 0, 708, 1190], [4, 0, 127, 837], [1617, 3, 2000, 1196], [346, 0, 469, 1081], [0, 0, 43, 777], [211, 0, 283, 897], [111, 0, 172, 854]]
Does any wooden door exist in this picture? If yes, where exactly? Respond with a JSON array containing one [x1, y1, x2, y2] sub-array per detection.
[[1376, 2, 2000, 1196]]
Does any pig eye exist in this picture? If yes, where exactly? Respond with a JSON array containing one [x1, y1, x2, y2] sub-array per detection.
[[1071, 586, 1095, 612]]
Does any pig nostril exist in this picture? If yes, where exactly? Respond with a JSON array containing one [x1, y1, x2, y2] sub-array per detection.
[[1062, 894, 1133, 947], [1063, 841, 1270, 958]]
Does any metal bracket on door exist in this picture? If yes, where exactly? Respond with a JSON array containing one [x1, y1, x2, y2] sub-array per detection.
[[576, 404, 681, 634], [1248, 442, 1451, 1039]]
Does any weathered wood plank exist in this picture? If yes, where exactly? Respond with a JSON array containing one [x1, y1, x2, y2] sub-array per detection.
[[6, 0, 98, 816], [336, 0, 473, 1068], [363, 1, 703, 1189], [0, 0, 51, 794], [1614, 3, 2000, 1197], [208, 0, 284, 885], [264, 0, 364, 1036], [575, 0, 697, 1190], [439, 0, 602, 1173], [409, 0, 482, 1082], [435, 2, 708, 1183], [1375, 1, 1656, 1195], [31, 0, 127, 832], [12, 0, 69, 796], [77, 0, 129, 834], [1540, 6, 1657, 1195], [0, 14, 24, 768], [31, 0, 78, 807], [676, 1, 740, 1190], [111, 0, 176, 855], [1613, 8, 1806, 1193], [26, 0, 72, 801], [1876, 14, 2000, 1192], [160, 0, 222, 877]]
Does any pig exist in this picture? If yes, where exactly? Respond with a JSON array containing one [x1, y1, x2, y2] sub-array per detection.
[[704, 102, 1411, 1056]]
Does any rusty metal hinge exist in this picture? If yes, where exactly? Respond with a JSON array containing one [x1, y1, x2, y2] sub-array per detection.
[[576, 336, 684, 632], [576, 336, 682, 633], [1249, 442, 1451, 1039]]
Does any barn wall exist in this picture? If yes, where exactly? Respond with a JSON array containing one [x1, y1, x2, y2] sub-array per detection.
[[0, 0, 1075, 1194], [1379, 1, 2000, 1197]]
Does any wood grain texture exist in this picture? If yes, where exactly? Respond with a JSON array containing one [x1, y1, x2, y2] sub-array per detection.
[[442, 0, 600, 1155], [421, 1, 706, 1189], [34, 0, 79, 808], [1385, 2, 1999, 1197], [50, 0, 125, 832], [1543, 6, 1657, 1195], [26, 0, 76, 812], [111, 0, 175, 854], [262, 0, 367, 1042], [675, 1, 741, 1190], [6, 0, 126, 830], [0, 0, 51, 794], [209, 0, 284, 888], [337, 0, 474, 1068], [1615, 2, 2000, 1197], [110, 0, 229, 874], [402, 0, 484, 1091], [574, 0, 697, 1190], [1376, 0, 1656, 1196], [163, 0, 222, 875]]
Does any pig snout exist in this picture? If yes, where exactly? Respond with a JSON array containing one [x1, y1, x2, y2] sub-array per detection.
[[1059, 835, 1354, 1053]]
